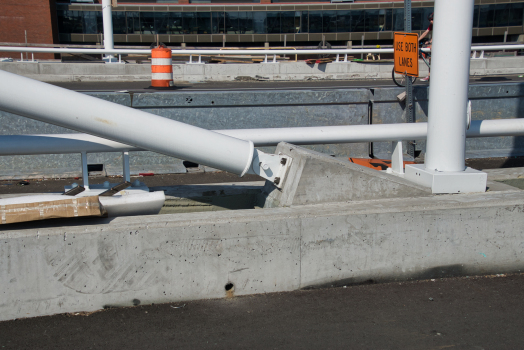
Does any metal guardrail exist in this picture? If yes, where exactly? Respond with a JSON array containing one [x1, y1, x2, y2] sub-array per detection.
[[1, 45, 523, 63]]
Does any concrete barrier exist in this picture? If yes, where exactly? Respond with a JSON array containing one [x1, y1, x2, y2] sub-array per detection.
[[1, 56, 523, 83], [1, 187, 524, 321], [259, 143, 430, 208]]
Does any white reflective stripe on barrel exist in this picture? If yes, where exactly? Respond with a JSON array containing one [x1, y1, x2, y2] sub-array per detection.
[[151, 58, 173, 66], [151, 73, 175, 80]]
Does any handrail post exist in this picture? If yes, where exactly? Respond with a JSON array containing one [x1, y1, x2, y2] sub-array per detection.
[[81, 151, 89, 189], [122, 151, 130, 182]]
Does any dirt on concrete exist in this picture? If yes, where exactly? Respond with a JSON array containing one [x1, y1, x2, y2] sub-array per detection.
[[0, 273, 522, 349], [0, 171, 264, 195]]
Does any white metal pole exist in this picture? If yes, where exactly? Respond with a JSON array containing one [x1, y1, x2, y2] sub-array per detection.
[[0, 70, 254, 176], [102, 0, 115, 62], [424, 0, 474, 172]]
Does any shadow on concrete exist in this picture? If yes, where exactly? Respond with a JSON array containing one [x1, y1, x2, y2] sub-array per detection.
[[302, 263, 524, 290], [476, 76, 511, 82]]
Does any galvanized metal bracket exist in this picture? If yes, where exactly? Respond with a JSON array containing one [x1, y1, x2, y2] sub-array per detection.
[[248, 149, 292, 188]]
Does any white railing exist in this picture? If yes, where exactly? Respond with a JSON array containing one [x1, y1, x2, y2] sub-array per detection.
[[1, 45, 523, 64], [1, 118, 524, 178]]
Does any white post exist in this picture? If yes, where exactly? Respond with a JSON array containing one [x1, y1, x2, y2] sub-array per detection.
[[102, 0, 115, 63], [404, 0, 487, 194], [81, 151, 89, 190], [122, 151, 130, 182]]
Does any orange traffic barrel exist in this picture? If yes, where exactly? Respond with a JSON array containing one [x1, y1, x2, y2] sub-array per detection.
[[151, 46, 173, 88]]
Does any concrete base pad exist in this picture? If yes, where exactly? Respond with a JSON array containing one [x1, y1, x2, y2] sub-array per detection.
[[405, 164, 488, 194], [259, 142, 431, 208]]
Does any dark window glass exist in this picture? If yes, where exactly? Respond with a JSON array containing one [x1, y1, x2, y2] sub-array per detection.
[[392, 9, 404, 31], [154, 12, 170, 34], [300, 11, 308, 33], [494, 4, 510, 27], [336, 10, 351, 32], [225, 12, 239, 34], [365, 9, 380, 31], [479, 5, 495, 28], [57, 10, 83, 33], [112, 11, 126, 34], [266, 12, 280, 33], [85, 11, 101, 34], [212, 12, 225, 34], [196, 12, 212, 34], [509, 3, 524, 27], [238, 12, 254, 34], [323, 11, 337, 33], [410, 8, 424, 30], [127, 12, 141, 34], [309, 11, 322, 33], [182, 12, 197, 34], [253, 12, 266, 34], [281, 11, 296, 33], [384, 9, 392, 31], [167, 12, 183, 34], [352, 10, 365, 32], [140, 12, 156, 34], [473, 5, 480, 28]]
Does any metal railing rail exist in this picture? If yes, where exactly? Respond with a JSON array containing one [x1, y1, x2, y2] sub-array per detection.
[[1, 117, 523, 178], [1, 45, 523, 63], [1, 118, 524, 156]]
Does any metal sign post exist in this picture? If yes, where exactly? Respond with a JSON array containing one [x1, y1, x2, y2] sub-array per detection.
[[404, 0, 415, 159]]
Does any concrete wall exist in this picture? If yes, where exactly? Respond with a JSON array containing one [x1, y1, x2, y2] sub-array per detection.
[[1, 190, 523, 321], [1, 56, 523, 82]]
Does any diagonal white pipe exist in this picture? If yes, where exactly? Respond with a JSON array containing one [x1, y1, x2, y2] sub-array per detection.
[[0, 70, 254, 176]]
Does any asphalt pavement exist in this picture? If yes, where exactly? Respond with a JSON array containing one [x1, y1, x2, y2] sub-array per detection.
[[0, 273, 522, 349]]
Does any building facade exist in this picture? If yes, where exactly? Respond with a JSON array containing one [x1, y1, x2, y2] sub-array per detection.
[[1, 0, 523, 59]]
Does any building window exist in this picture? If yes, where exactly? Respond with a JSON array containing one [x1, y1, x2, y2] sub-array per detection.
[[266, 12, 281, 34], [509, 3, 524, 27], [212, 12, 225, 34]]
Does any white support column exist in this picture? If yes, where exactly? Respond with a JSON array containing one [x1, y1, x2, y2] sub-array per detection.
[[405, 0, 487, 194], [102, 0, 116, 63], [81, 151, 89, 190]]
